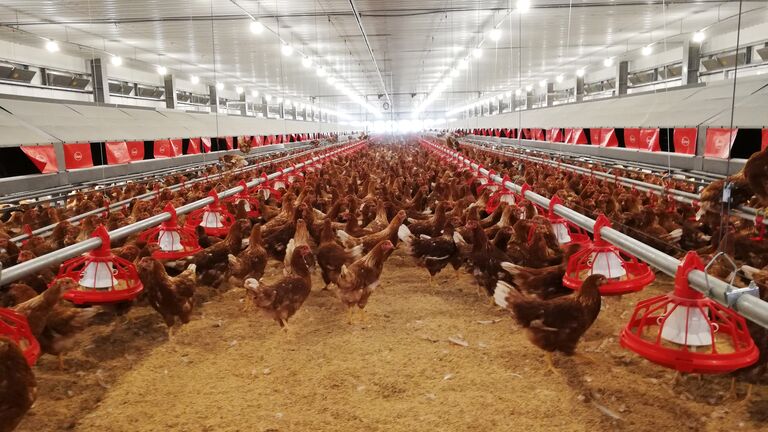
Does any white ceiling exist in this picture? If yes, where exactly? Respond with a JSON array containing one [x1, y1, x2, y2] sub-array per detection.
[[0, 0, 766, 119]]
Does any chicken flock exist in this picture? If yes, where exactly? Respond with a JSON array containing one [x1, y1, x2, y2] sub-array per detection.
[[2, 135, 768, 430]]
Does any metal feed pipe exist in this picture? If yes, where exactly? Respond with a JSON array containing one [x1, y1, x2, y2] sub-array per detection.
[[421, 138, 768, 329], [460, 141, 768, 229], [0, 140, 366, 287], [8, 143, 332, 245]]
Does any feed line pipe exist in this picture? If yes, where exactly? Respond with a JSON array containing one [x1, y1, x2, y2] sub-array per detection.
[[460, 141, 768, 228], [0, 140, 366, 287], [9, 143, 336, 245], [420, 138, 768, 329]]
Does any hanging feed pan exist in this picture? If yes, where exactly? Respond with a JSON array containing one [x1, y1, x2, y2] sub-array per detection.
[[0, 308, 40, 366], [138, 203, 202, 259]]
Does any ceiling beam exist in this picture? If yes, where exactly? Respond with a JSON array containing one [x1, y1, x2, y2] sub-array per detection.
[[347, 0, 392, 112]]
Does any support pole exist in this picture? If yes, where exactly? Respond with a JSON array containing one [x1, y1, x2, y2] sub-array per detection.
[[89, 58, 110, 104]]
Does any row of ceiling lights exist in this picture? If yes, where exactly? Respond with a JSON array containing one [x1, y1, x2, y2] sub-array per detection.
[[446, 28, 709, 117]]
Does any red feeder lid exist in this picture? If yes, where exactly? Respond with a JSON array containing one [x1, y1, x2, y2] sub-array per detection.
[[139, 203, 202, 259], [0, 308, 40, 366], [620, 252, 759, 374], [59, 225, 144, 305], [226, 181, 261, 218], [185, 190, 235, 237], [547, 195, 592, 246], [563, 214, 655, 295]]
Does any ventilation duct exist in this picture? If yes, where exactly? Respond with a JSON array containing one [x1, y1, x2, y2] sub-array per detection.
[[628, 70, 655, 85], [0, 63, 36, 83], [45, 70, 90, 89], [136, 84, 164, 99], [108, 80, 134, 95], [658, 64, 682, 80]]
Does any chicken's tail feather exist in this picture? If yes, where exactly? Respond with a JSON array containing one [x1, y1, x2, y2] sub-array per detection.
[[348, 244, 364, 259], [494, 281, 515, 308]]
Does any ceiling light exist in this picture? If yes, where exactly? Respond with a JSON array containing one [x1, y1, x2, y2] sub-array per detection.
[[302, 56, 312, 68], [327, 75, 336, 84], [285, 99, 291, 106], [505, 91, 512, 97], [517, 0, 531, 13], [576, 68, 585, 77], [489, 28, 502, 42], [472, 48, 483, 59], [692, 31, 705, 43], [450, 68, 460, 77], [216, 82, 224, 91], [539, 79, 547, 88], [156, 65, 168, 75], [452, 46, 463, 53], [110, 56, 123, 66], [556, 74, 564, 83], [190, 75, 200, 84], [264, 94, 272, 102], [525, 84, 533, 92], [316, 67, 327, 77], [281, 43, 293, 57], [45, 40, 60, 53], [250, 21, 264, 34], [515, 88, 522, 96], [235, 86, 244, 95], [642, 45, 653, 56], [458, 59, 469, 70], [251, 89, 259, 98], [276, 97, 284, 103], [603, 57, 614, 67]]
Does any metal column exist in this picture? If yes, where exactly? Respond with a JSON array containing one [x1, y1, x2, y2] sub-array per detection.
[[575, 76, 585, 102], [682, 39, 702, 86], [616, 60, 629, 96], [163, 74, 177, 109], [525, 90, 534, 110], [89, 58, 110, 104], [239, 92, 247, 116], [545, 82, 555, 106], [209, 84, 219, 113]]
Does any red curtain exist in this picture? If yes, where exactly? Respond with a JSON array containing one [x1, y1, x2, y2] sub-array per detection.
[[187, 138, 201, 155], [105, 141, 131, 164], [639, 129, 660, 152], [571, 129, 588, 144], [704, 128, 738, 159], [547, 128, 563, 142], [21, 145, 58, 173], [154, 139, 181, 159], [624, 129, 641, 149], [224, 136, 234, 150], [252, 135, 264, 147], [63, 143, 93, 169], [200, 137, 212, 152], [126, 141, 144, 161], [673, 128, 697, 155], [762, 129, 767, 151]]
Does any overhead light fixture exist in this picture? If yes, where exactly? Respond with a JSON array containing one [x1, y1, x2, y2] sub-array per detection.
[[556, 74, 564, 83], [539, 79, 547, 88], [285, 99, 291, 106], [452, 46, 463, 53], [45, 40, 60, 53], [235, 86, 244, 95], [276, 96, 284, 103], [156, 65, 168, 75], [281, 43, 293, 57], [489, 28, 502, 42], [264, 94, 272, 102], [451, 68, 460, 77], [110, 56, 123, 66], [190, 75, 200, 84], [642, 45, 653, 56], [250, 20, 264, 34], [251, 89, 259, 97], [216, 82, 224, 91], [472, 48, 483, 59], [458, 59, 469, 70], [603, 57, 614, 67], [302, 56, 312, 68], [517, 0, 531, 13], [505, 91, 512, 97], [327, 75, 336, 84], [515, 88, 522, 96], [692, 31, 706, 43], [316, 67, 327, 77], [576, 68, 585, 77], [525, 84, 533, 92]]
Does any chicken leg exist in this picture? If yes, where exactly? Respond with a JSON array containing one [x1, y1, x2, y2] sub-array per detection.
[[358, 308, 369, 323], [545, 352, 561, 376], [58, 353, 66, 371], [346, 307, 354, 325]]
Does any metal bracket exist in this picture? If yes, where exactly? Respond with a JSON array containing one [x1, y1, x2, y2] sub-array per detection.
[[726, 281, 760, 308], [703, 251, 738, 297]]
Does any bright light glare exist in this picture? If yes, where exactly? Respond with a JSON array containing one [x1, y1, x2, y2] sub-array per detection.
[[642, 45, 653, 56], [216, 82, 224, 91], [156, 65, 168, 75], [302, 57, 312, 68], [489, 28, 502, 41], [281, 43, 293, 56], [517, 0, 531, 13], [45, 40, 60, 52], [603, 57, 614, 67], [110, 56, 123, 66], [692, 31, 705, 43], [190, 75, 200, 84], [472, 48, 482, 59], [250, 21, 264, 34]]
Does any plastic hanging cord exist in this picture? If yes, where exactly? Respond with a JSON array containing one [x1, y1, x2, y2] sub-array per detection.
[[716, 0, 744, 255], [209, 0, 219, 146], [662, 0, 674, 179]]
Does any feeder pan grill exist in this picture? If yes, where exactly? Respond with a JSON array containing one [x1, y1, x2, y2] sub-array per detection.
[[547, 196, 591, 246], [185, 191, 235, 237], [59, 225, 143, 305], [139, 203, 202, 259], [225, 181, 261, 218], [255, 173, 283, 202], [563, 214, 654, 295], [0, 308, 40, 366], [620, 252, 759, 374], [485, 176, 516, 213]]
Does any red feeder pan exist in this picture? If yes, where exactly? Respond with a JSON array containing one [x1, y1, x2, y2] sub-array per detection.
[[185, 190, 235, 237], [59, 225, 143, 305], [226, 180, 261, 219], [139, 203, 202, 260], [620, 252, 759, 374], [563, 214, 655, 295], [255, 173, 283, 201], [0, 308, 40, 366], [547, 196, 591, 247]]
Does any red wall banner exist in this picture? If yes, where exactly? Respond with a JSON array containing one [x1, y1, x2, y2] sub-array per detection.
[[154, 139, 181, 159], [126, 141, 144, 161], [762, 129, 767, 151], [639, 128, 660, 152], [187, 138, 201, 155], [105, 141, 131, 165], [21, 145, 58, 173], [673, 128, 697, 155], [200, 137, 212, 152], [704, 128, 738, 159], [63, 143, 94, 169], [624, 129, 641, 149], [252, 135, 264, 147]]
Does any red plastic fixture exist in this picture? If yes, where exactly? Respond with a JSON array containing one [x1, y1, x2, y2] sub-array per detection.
[[255, 172, 283, 202], [0, 308, 41, 366], [547, 196, 591, 246], [620, 252, 759, 374], [563, 214, 655, 295], [226, 180, 261, 219], [185, 190, 235, 236], [139, 203, 202, 259], [57, 225, 143, 305]]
